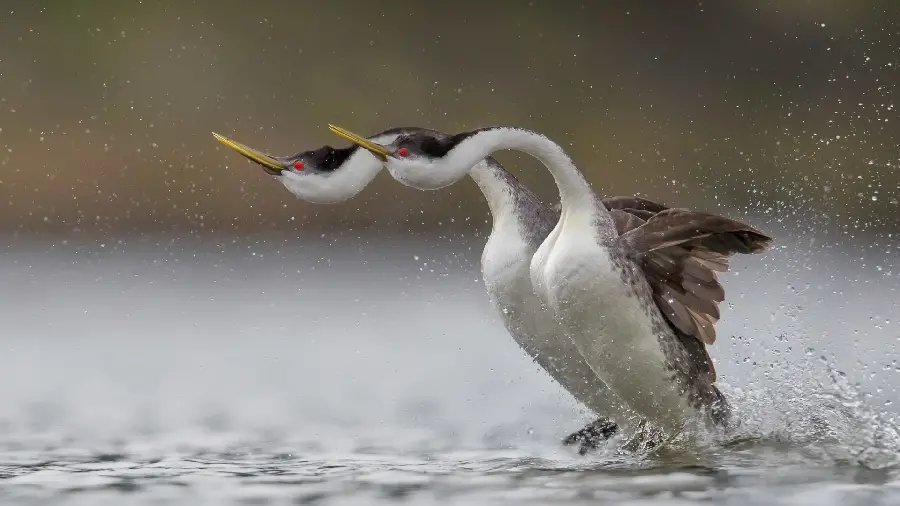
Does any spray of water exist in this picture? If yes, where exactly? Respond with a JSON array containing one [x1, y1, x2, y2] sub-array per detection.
[[594, 331, 900, 473]]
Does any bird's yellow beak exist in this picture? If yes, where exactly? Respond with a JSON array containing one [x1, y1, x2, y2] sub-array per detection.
[[327, 124, 391, 161], [212, 132, 284, 172]]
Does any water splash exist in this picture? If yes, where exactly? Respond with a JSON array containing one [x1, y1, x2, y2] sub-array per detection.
[[621, 333, 900, 473]]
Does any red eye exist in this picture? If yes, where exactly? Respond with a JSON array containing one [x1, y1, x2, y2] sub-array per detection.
[[293, 161, 303, 170], [397, 148, 409, 157]]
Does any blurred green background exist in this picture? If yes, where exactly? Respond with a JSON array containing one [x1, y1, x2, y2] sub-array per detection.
[[0, 0, 896, 240]]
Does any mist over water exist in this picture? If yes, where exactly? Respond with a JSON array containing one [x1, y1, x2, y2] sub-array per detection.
[[2, 224, 899, 504]]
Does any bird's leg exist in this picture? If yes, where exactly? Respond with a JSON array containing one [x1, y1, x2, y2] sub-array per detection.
[[562, 416, 618, 454]]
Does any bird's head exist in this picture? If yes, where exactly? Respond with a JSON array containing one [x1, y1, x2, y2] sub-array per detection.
[[213, 129, 414, 204], [327, 124, 477, 191]]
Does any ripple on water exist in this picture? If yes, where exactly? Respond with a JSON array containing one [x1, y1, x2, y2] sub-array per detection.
[[1, 436, 900, 505], [3, 240, 900, 504], [3, 356, 900, 505]]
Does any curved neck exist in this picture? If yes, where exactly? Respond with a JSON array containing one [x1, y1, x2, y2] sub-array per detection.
[[452, 128, 600, 215], [467, 160, 518, 229], [332, 152, 384, 197]]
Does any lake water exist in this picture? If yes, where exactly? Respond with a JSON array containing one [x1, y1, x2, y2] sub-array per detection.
[[2, 230, 899, 505]]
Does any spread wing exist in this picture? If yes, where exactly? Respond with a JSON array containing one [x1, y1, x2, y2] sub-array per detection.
[[602, 196, 671, 214], [618, 208, 773, 350], [550, 196, 771, 384], [602, 196, 671, 234]]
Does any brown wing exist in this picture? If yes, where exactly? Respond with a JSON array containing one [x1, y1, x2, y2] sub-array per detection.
[[558, 197, 768, 384], [608, 208, 647, 234], [601, 196, 671, 214], [601, 196, 671, 234], [621, 208, 771, 255], [619, 208, 773, 348], [601, 200, 725, 378]]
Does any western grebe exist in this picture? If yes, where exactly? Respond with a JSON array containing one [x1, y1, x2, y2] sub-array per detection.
[[326, 124, 772, 440], [211, 128, 677, 452]]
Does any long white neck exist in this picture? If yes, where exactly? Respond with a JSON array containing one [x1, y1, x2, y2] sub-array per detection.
[[450, 128, 611, 231], [467, 160, 518, 230]]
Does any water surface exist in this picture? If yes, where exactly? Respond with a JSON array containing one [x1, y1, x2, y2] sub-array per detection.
[[2, 233, 899, 505]]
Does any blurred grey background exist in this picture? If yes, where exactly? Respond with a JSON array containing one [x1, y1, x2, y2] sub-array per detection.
[[0, 0, 897, 239]]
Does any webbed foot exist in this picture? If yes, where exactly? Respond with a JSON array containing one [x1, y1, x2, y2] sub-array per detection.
[[562, 416, 618, 455]]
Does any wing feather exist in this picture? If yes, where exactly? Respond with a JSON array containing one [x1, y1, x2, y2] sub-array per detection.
[[549, 197, 771, 383], [619, 207, 772, 347]]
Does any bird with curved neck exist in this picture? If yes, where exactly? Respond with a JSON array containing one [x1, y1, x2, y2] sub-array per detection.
[[212, 128, 677, 453], [327, 124, 773, 441]]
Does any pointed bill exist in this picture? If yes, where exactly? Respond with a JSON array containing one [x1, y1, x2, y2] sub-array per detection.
[[212, 132, 284, 173], [327, 124, 391, 161]]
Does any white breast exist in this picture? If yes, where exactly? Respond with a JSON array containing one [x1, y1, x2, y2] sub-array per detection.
[[480, 222, 629, 424], [532, 221, 698, 433]]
